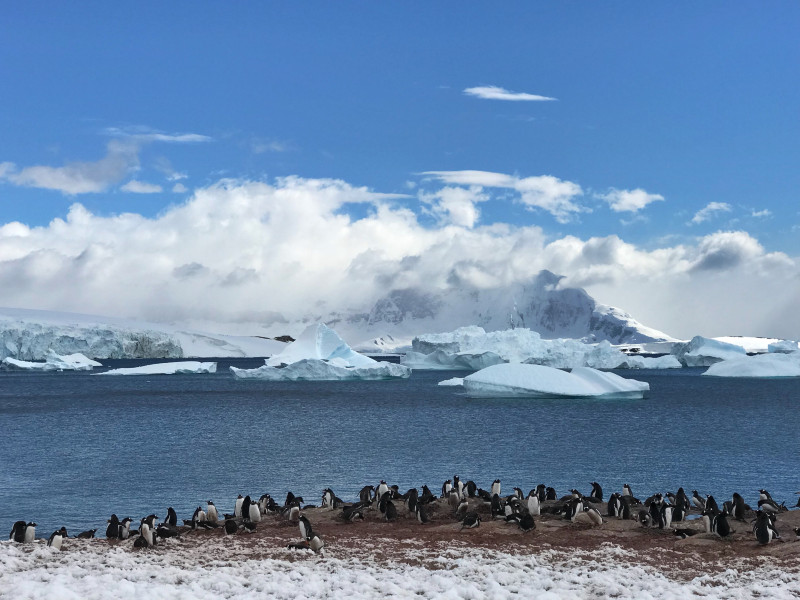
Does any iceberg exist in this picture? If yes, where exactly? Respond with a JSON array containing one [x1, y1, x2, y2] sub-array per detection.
[[703, 352, 800, 378], [1, 350, 102, 371], [671, 336, 747, 367], [97, 361, 217, 376], [462, 363, 649, 399], [231, 323, 411, 381], [401, 327, 680, 371], [768, 340, 800, 354]]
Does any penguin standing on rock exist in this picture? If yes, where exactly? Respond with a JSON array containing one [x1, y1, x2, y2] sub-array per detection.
[[76, 529, 97, 539], [9, 521, 27, 543], [730, 493, 747, 521], [106, 515, 121, 539], [299, 515, 313, 540], [518, 513, 536, 533], [165, 507, 178, 527], [527, 490, 540, 516], [415, 504, 429, 524], [460, 512, 481, 531], [206, 501, 218, 523], [589, 482, 603, 502], [234, 494, 244, 518], [753, 511, 778, 545], [491, 480, 501, 497], [223, 519, 238, 536]]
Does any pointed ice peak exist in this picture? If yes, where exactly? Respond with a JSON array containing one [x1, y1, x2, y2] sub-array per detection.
[[266, 323, 376, 368]]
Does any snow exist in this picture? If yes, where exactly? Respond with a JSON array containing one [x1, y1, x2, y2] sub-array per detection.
[[97, 362, 217, 376], [713, 336, 785, 353], [2, 350, 101, 371], [437, 377, 465, 387], [462, 363, 649, 399], [402, 327, 681, 371], [231, 324, 411, 381], [2, 538, 793, 600], [671, 336, 747, 367], [768, 339, 800, 354], [703, 352, 800, 378], [0, 307, 286, 360]]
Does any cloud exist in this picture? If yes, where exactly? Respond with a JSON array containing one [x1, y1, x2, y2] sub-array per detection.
[[172, 183, 188, 193], [422, 170, 585, 223], [751, 209, 772, 218], [120, 180, 163, 194], [0, 140, 138, 195], [691, 201, 732, 224], [0, 176, 796, 340], [463, 86, 557, 102], [599, 188, 664, 213], [251, 138, 293, 154], [105, 127, 211, 144]]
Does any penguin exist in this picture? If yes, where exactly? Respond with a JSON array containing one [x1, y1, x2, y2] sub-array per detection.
[[308, 533, 324, 554], [441, 479, 452, 498], [322, 488, 334, 509], [406, 488, 419, 513], [691, 490, 706, 511], [675, 488, 691, 512], [673, 528, 699, 539], [299, 515, 313, 540], [589, 482, 603, 502], [536, 484, 547, 503], [638, 509, 653, 528], [248, 498, 262, 523], [415, 504, 429, 524], [343, 506, 364, 523], [607, 493, 621, 518], [139, 519, 155, 547], [165, 507, 178, 527], [106, 514, 121, 539], [512, 487, 524, 500], [420, 486, 435, 505], [376, 480, 389, 500], [491, 494, 505, 519], [619, 496, 632, 520], [192, 506, 207, 524], [759, 489, 775, 503], [583, 505, 604, 526], [240, 496, 252, 522], [661, 502, 674, 529], [120, 517, 133, 539], [648, 494, 664, 528], [453, 475, 464, 497], [385, 500, 398, 522], [156, 523, 180, 539], [622, 484, 633, 497], [9, 521, 27, 543], [448, 490, 461, 513], [207, 501, 219, 523], [234, 494, 244, 518], [518, 513, 536, 533], [705, 495, 719, 513], [753, 511, 776, 545], [491, 479, 501, 497], [526, 490, 541, 516], [240, 521, 257, 534], [565, 497, 584, 521], [714, 508, 732, 537], [76, 529, 97, 539], [455, 496, 469, 518], [21, 521, 35, 543], [466, 480, 477, 498], [359, 485, 375, 504], [47, 527, 68, 550], [223, 519, 238, 536], [758, 497, 782, 513], [460, 512, 481, 530], [477, 489, 492, 503], [730, 493, 747, 521], [545, 487, 557, 501]]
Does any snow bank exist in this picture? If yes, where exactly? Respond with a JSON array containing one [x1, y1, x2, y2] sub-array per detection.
[[97, 361, 217, 376], [402, 327, 680, 371], [671, 336, 747, 367], [703, 352, 800, 378], [231, 324, 411, 381], [2, 350, 102, 371], [462, 363, 649, 399]]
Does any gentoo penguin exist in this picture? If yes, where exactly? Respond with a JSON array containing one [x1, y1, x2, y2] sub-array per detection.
[[491, 479, 501, 497], [673, 528, 699, 539], [76, 529, 97, 539], [648, 494, 664, 528], [466, 481, 477, 498], [165, 507, 178, 527], [343, 506, 364, 523], [672, 502, 686, 524], [223, 519, 238, 536], [758, 496, 783, 513], [455, 496, 469, 518], [491, 494, 504, 519], [453, 475, 463, 497], [9, 521, 27, 543], [207, 501, 219, 523], [248, 498, 262, 523], [460, 512, 481, 530], [622, 484, 633, 497], [420, 486, 435, 505], [607, 493, 621, 518], [359, 485, 375, 504], [47, 527, 68, 550], [638, 509, 653, 528], [241, 496, 252, 521], [589, 482, 603, 502], [234, 494, 244, 518], [138, 519, 155, 547], [106, 514, 121, 539], [240, 521, 257, 533], [406, 488, 419, 513], [308, 533, 324, 554], [322, 488, 334, 508], [156, 523, 180, 539], [385, 500, 398, 522], [299, 515, 313, 540], [753, 511, 777, 545], [23, 522, 36, 543], [714, 508, 732, 537], [526, 490, 540, 516], [518, 513, 536, 533], [691, 491, 706, 511], [120, 517, 133, 539], [705, 495, 719, 513], [287, 501, 301, 524], [192, 506, 207, 524], [619, 496, 632, 520], [730, 493, 747, 521], [448, 490, 461, 513], [376, 480, 389, 500], [535, 484, 547, 503], [565, 497, 584, 521], [415, 504, 429, 524], [441, 479, 452, 498], [674, 488, 690, 516], [545, 487, 557, 501], [583, 505, 604, 526], [477, 489, 492, 503], [661, 502, 674, 529]]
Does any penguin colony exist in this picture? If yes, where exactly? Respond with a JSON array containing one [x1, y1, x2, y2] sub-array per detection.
[[8, 479, 798, 552]]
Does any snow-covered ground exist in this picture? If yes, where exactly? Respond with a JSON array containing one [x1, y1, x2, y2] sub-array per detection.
[[1, 538, 798, 600]]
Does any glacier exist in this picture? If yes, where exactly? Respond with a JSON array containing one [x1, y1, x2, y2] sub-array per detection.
[[2, 350, 102, 371], [97, 361, 218, 376], [703, 352, 800, 378], [462, 363, 650, 399], [230, 323, 411, 381], [401, 326, 681, 371]]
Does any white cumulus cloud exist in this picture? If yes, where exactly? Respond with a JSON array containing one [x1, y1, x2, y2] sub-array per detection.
[[463, 86, 556, 102], [121, 180, 163, 194], [599, 188, 664, 213], [691, 201, 732, 224]]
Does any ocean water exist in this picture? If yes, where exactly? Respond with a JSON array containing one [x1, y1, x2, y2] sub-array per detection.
[[1, 360, 798, 538]]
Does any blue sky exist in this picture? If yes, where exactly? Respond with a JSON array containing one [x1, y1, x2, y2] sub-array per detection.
[[1, 2, 798, 338]]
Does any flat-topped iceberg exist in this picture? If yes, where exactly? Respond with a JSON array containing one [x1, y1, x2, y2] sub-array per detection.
[[402, 326, 680, 370], [1, 350, 102, 371], [768, 340, 800, 354], [462, 363, 650, 399], [231, 323, 411, 381], [703, 352, 800, 378], [97, 361, 217, 376], [671, 336, 746, 367]]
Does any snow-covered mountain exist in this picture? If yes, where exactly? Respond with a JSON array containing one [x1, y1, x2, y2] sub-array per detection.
[[324, 270, 674, 351]]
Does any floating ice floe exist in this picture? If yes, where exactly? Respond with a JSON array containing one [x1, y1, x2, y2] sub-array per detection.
[[703, 352, 800, 378], [230, 323, 411, 381], [1, 350, 102, 371], [462, 363, 649, 399], [671, 336, 747, 367], [401, 326, 680, 371], [97, 361, 217, 376], [437, 377, 465, 387]]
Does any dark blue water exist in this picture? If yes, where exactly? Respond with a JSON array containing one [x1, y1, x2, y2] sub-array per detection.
[[1, 360, 798, 538]]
